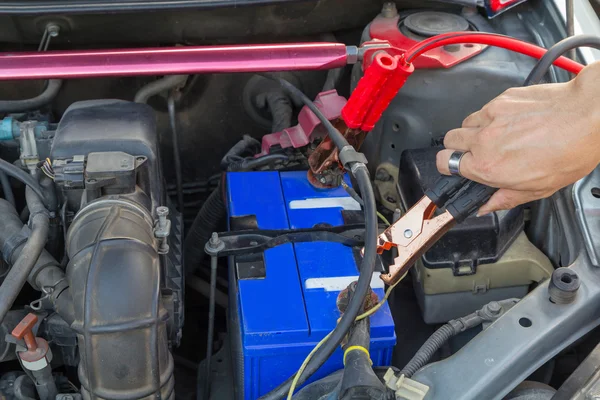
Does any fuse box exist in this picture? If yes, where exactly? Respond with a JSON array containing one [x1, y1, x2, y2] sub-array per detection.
[[226, 171, 395, 400]]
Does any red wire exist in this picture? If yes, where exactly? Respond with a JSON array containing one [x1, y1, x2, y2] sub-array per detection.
[[404, 32, 584, 75]]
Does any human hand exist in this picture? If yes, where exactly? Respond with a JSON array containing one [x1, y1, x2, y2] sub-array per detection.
[[436, 62, 600, 215]]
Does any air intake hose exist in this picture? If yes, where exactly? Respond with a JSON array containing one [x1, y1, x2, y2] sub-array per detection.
[[66, 199, 174, 400]]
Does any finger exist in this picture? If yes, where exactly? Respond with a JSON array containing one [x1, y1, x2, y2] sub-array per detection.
[[462, 109, 491, 128], [443, 127, 481, 151], [435, 149, 479, 182], [477, 189, 537, 215]]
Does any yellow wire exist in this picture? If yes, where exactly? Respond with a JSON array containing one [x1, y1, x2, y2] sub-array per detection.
[[287, 331, 332, 400], [286, 271, 408, 399], [376, 211, 391, 226]]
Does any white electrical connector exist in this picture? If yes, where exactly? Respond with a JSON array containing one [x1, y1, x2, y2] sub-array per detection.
[[384, 369, 430, 400]]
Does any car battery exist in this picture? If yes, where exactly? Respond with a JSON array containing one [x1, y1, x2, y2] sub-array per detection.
[[226, 171, 395, 400]]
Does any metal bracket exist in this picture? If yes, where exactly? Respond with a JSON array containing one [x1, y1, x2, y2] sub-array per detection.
[[207, 224, 368, 257], [574, 168, 600, 267]]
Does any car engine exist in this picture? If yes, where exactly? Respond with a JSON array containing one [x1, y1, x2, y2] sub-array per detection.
[[0, 1, 597, 399]]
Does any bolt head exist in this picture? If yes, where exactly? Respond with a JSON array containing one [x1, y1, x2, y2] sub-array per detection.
[[487, 301, 501, 315], [403, 229, 413, 239], [209, 232, 219, 245], [156, 206, 169, 216], [47, 24, 60, 37], [381, 2, 398, 18]]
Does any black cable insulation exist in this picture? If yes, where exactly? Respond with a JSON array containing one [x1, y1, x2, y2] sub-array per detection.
[[524, 35, 600, 86], [258, 77, 378, 400]]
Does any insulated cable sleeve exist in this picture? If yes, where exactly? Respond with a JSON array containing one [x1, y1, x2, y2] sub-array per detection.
[[399, 323, 456, 378], [425, 175, 468, 208], [445, 182, 498, 223], [524, 35, 600, 86], [404, 32, 584, 75]]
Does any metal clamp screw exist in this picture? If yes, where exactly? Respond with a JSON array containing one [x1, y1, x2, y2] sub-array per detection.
[[205, 232, 225, 257], [154, 206, 171, 255]]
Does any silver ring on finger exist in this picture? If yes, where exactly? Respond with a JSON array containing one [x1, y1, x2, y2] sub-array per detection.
[[448, 150, 468, 177]]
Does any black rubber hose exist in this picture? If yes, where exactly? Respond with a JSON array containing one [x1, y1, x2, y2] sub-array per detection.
[[0, 171, 15, 208], [184, 186, 226, 277], [0, 188, 49, 324], [0, 158, 48, 208], [524, 35, 600, 86], [265, 91, 293, 133], [323, 68, 343, 92], [168, 93, 185, 215], [400, 324, 456, 378], [0, 199, 73, 323], [0, 79, 62, 113], [134, 75, 188, 104]]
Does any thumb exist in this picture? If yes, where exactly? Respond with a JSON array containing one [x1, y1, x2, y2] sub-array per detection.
[[477, 189, 535, 216]]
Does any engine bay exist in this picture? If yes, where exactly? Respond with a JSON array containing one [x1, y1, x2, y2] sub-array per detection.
[[0, 1, 597, 399]]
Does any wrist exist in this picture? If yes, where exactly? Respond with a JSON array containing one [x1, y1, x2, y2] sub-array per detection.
[[572, 63, 600, 150]]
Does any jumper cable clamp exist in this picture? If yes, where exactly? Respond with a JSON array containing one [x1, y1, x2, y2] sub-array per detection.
[[374, 175, 498, 285], [308, 50, 413, 187]]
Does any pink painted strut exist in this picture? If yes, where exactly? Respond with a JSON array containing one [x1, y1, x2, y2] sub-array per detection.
[[0, 42, 350, 81]]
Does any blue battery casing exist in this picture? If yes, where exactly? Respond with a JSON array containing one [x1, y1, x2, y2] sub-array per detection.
[[226, 171, 395, 399]]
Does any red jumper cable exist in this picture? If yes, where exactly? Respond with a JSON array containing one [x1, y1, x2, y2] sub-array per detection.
[[307, 31, 584, 187], [339, 31, 585, 285]]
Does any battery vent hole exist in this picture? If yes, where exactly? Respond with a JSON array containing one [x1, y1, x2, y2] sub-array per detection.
[[591, 187, 600, 198], [519, 317, 532, 328]]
